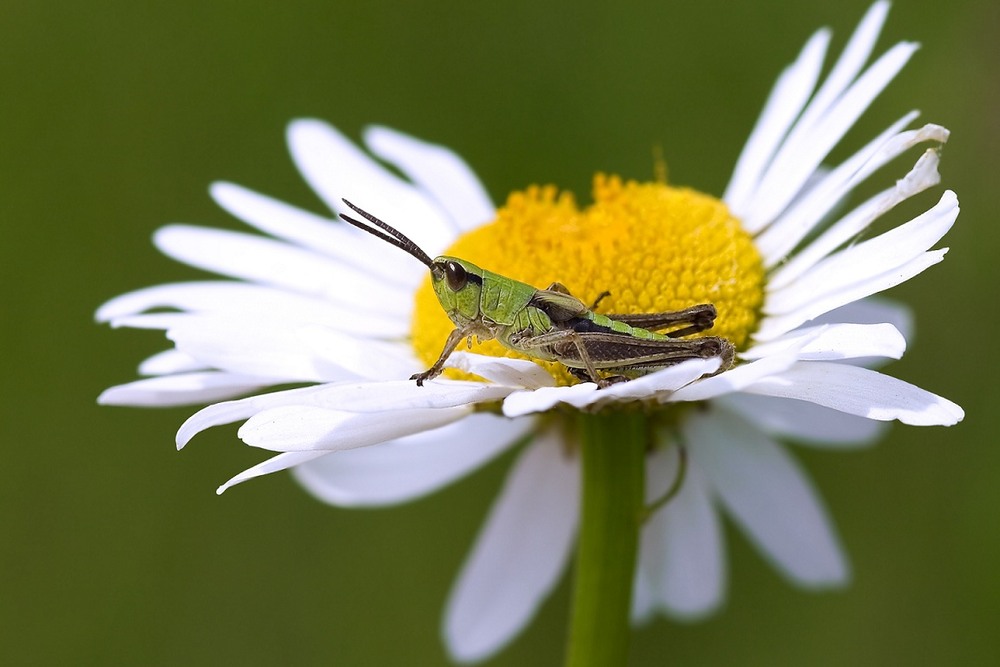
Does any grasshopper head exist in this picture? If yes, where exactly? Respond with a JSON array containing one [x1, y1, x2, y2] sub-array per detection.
[[337, 200, 487, 329], [430, 256, 485, 327]]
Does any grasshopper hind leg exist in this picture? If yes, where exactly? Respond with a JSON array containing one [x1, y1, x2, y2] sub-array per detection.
[[566, 366, 629, 387]]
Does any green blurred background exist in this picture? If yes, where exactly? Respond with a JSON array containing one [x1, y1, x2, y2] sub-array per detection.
[[2, 1, 996, 664]]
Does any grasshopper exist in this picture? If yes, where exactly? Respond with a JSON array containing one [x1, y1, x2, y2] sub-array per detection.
[[339, 199, 734, 387]]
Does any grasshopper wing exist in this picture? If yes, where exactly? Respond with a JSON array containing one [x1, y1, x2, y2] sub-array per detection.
[[528, 289, 591, 323]]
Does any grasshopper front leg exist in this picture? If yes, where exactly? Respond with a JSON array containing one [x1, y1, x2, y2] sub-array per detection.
[[411, 324, 491, 386]]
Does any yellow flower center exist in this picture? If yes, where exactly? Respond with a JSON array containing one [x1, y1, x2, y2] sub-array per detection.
[[412, 175, 764, 385]]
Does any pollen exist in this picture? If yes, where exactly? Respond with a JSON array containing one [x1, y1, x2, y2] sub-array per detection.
[[411, 175, 765, 385]]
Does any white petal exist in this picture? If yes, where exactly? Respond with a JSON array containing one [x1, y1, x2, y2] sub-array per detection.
[[216, 451, 328, 494], [752, 111, 918, 265], [686, 409, 849, 586], [210, 181, 420, 287], [640, 445, 725, 617], [286, 378, 515, 412], [598, 358, 722, 402], [716, 393, 885, 447], [292, 325, 422, 379], [146, 313, 416, 382], [745, 40, 918, 231], [502, 383, 600, 417], [138, 349, 206, 375], [97, 281, 408, 337], [364, 126, 495, 232], [727, 2, 898, 224], [177, 379, 505, 450], [724, 27, 831, 215], [812, 296, 912, 340], [781, 1, 891, 142], [153, 225, 412, 317], [108, 313, 196, 330], [287, 119, 455, 256], [762, 127, 946, 273], [164, 313, 354, 382], [669, 352, 799, 403], [764, 191, 958, 316], [291, 414, 532, 507], [744, 361, 964, 426], [500, 358, 722, 416], [98, 372, 269, 407], [446, 352, 556, 389], [742, 11, 900, 236], [741, 323, 905, 362], [810, 299, 913, 370], [444, 431, 578, 662], [238, 405, 471, 452], [754, 248, 947, 342], [177, 385, 328, 449], [631, 562, 657, 625]]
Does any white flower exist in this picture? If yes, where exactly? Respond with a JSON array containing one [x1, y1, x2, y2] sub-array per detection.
[[99, 2, 963, 663]]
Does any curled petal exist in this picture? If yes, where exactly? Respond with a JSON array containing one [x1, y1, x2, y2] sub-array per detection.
[[177, 385, 326, 449], [216, 451, 328, 495]]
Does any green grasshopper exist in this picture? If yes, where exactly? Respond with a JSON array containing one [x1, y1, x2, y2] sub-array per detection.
[[339, 199, 734, 387]]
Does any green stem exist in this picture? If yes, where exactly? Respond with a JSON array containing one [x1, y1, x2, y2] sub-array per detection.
[[566, 411, 646, 667]]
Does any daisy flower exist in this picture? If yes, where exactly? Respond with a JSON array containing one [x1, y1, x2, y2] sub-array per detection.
[[99, 2, 963, 664]]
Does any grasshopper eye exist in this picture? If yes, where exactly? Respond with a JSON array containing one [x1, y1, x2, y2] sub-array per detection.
[[445, 261, 468, 291]]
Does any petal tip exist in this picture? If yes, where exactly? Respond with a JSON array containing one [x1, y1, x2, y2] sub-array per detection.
[[208, 180, 235, 202], [939, 400, 965, 426]]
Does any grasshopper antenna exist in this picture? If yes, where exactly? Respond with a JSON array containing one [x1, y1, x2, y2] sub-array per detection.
[[339, 199, 435, 268]]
